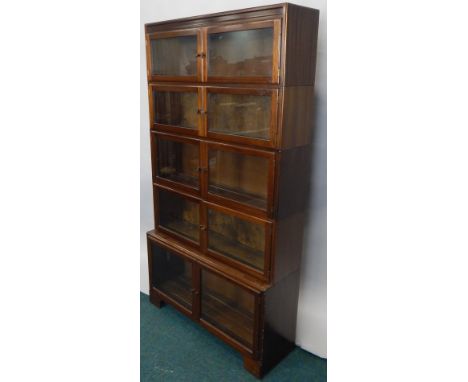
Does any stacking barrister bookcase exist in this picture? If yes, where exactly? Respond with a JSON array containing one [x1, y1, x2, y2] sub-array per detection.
[[145, 3, 319, 378]]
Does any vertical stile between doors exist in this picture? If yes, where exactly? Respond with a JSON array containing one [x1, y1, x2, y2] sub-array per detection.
[[199, 141, 208, 197], [200, 86, 207, 137], [201, 27, 208, 83], [192, 263, 201, 320], [197, 86, 204, 136], [199, 200, 208, 253]]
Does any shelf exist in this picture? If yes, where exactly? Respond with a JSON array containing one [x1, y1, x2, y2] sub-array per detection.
[[157, 275, 192, 311], [208, 184, 267, 210], [164, 219, 199, 243], [202, 289, 254, 348], [158, 173, 199, 188], [210, 128, 270, 139], [209, 230, 263, 270]]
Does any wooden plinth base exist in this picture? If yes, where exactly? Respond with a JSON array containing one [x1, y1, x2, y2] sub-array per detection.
[[243, 355, 263, 379], [147, 268, 299, 380], [149, 291, 165, 308]]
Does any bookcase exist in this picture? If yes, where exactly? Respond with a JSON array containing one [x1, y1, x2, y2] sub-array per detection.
[[145, 3, 319, 378]]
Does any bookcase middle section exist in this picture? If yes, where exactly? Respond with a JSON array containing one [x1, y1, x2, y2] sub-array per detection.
[[151, 131, 276, 219], [149, 84, 279, 148], [153, 184, 273, 282]]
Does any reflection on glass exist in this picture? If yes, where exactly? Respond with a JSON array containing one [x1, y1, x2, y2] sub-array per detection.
[[208, 209, 265, 270], [208, 28, 273, 77], [151, 36, 197, 76], [158, 189, 200, 243], [151, 243, 193, 310], [201, 269, 254, 348], [208, 93, 271, 140], [156, 138, 199, 188], [153, 90, 198, 129], [208, 149, 268, 210]]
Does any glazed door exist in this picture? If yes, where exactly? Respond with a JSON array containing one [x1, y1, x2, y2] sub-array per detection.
[[203, 202, 272, 280], [149, 85, 202, 136], [205, 20, 281, 84], [146, 29, 202, 82], [154, 186, 202, 249], [152, 132, 201, 194], [203, 142, 275, 217], [149, 241, 195, 316], [200, 269, 257, 352], [204, 87, 278, 148]]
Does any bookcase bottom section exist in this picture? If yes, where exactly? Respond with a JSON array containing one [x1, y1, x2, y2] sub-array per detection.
[[149, 287, 295, 379], [147, 231, 300, 379]]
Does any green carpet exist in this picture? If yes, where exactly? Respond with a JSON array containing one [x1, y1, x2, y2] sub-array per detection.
[[140, 293, 326, 381]]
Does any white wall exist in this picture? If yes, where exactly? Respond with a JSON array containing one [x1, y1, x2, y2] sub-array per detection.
[[140, 0, 327, 358]]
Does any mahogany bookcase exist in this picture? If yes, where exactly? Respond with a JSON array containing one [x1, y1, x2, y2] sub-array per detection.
[[144, 3, 319, 378]]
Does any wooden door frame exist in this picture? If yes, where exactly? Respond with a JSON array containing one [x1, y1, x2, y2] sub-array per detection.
[[147, 233, 263, 357], [198, 266, 261, 357], [201, 140, 277, 219], [203, 86, 279, 148], [148, 84, 202, 137], [147, 236, 197, 320], [153, 183, 203, 251], [204, 19, 281, 84], [202, 200, 273, 282], [151, 131, 201, 197], [146, 28, 202, 82]]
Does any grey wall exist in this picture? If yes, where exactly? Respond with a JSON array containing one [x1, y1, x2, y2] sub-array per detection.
[[140, 0, 327, 358]]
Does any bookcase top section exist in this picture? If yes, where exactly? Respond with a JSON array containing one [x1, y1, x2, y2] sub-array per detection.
[[145, 3, 318, 33]]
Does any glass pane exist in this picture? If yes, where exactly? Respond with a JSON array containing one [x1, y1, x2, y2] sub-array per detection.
[[151, 243, 192, 311], [208, 209, 265, 271], [208, 28, 273, 78], [208, 92, 271, 140], [153, 90, 198, 129], [201, 269, 254, 348], [158, 189, 200, 244], [151, 36, 197, 76], [156, 137, 199, 188], [208, 149, 268, 210]]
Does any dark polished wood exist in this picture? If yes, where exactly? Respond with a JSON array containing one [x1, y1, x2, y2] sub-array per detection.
[[145, 4, 284, 35], [283, 4, 320, 86], [272, 145, 312, 282], [279, 86, 315, 149], [145, 3, 319, 378]]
